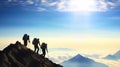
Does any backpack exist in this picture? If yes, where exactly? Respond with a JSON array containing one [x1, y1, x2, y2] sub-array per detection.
[[41, 43, 47, 49], [23, 34, 27, 40], [32, 38, 37, 45]]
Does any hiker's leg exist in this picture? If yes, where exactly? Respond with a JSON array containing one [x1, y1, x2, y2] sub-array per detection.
[[43, 49, 45, 57], [24, 40, 27, 46], [34, 46, 36, 52], [37, 47, 39, 54], [44, 50, 46, 57], [42, 49, 44, 56]]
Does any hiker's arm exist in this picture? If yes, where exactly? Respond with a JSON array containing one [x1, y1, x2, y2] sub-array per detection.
[[28, 37, 30, 43], [29, 39, 30, 43], [38, 41, 40, 46]]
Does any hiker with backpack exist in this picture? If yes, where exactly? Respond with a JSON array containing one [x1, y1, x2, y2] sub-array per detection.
[[22, 34, 30, 47], [41, 42, 48, 57], [32, 38, 40, 54]]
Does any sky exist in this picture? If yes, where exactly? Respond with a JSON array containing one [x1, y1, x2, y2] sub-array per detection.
[[0, 0, 120, 56]]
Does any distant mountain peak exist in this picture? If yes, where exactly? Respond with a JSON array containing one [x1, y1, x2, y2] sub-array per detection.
[[104, 50, 120, 60], [114, 50, 120, 56], [76, 54, 83, 57], [69, 54, 94, 63], [62, 54, 108, 67], [75, 54, 84, 58]]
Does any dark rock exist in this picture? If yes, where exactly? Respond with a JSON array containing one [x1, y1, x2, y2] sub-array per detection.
[[0, 42, 63, 67]]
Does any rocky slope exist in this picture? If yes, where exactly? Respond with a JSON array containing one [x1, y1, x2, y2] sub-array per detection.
[[0, 41, 63, 67]]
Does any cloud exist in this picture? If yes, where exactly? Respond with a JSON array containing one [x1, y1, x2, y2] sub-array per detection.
[[84, 54, 102, 59], [8, 0, 12, 2], [49, 54, 72, 63], [26, 0, 34, 5], [55, 0, 120, 12], [39, 0, 120, 12], [1, 0, 120, 12], [94, 58, 120, 67], [48, 48, 78, 63], [37, 7, 46, 11]]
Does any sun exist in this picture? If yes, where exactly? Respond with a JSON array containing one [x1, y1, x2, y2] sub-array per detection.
[[67, 0, 97, 12]]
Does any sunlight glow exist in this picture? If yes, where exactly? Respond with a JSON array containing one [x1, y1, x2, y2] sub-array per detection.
[[67, 0, 97, 12]]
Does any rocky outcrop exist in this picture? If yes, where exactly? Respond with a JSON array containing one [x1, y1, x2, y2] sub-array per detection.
[[0, 41, 63, 67]]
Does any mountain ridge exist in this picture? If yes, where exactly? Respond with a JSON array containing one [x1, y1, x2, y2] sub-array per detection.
[[62, 54, 108, 67], [67, 54, 94, 63], [104, 50, 120, 60], [0, 41, 62, 67]]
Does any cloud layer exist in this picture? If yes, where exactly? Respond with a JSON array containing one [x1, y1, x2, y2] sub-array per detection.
[[1, 0, 120, 12]]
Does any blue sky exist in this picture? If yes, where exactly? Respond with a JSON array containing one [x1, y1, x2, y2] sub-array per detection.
[[0, 0, 120, 38], [0, 0, 120, 54]]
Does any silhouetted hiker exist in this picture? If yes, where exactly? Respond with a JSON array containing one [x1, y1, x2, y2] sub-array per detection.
[[41, 42, 48, 57], [22, 34, 30, 47], [32, 38, 40, 54]]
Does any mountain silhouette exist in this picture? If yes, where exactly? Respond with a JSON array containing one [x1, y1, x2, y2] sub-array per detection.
[[0, 41, 63, 67], [61, 54, 108, 67], [104, 50, 120, 60]]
